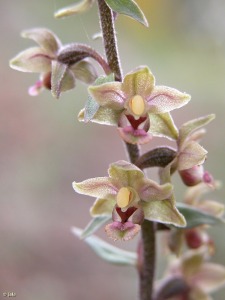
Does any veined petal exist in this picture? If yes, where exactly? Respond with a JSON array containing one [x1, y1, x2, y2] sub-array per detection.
[[122, 66, 155, 99], [21, 28, 61, 55], [90, 198, 115, 216], [193, 263, 225, 293], [178, 141, 207, 171], [73, 177, 117, 199], [138, 180, 173, 201], [142, 199, 186, 227], [10, 47, 52, 73], [147, 86, 191, 114], [108, 160, 144, 188], [88, 82, 125, 110], [54, 0, 95, 18]]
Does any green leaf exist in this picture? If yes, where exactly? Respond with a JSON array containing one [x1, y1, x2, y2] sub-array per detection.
[[176, 203, 225, 229], [85, 73, 115, 122], [179, 114, 215, 146], [104, 0, 148, 27], [81, 216, 111, 239], [71, 227, 137, 266]]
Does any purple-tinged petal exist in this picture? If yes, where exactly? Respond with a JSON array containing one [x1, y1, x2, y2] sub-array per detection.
[[21, 28, 61, 55], [147, 86, 191, 114], [105, 221, 140, 241], [10, 47, 52, 73], [138, 180, 173, 201], [73, 177, 117, 199], [88, 82, 125, 110], [122, 66, 155, 98], [90, 198, 115, 216], [108, 160, 144, 188]]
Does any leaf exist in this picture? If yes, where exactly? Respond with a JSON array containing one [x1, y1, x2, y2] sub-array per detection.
[[71, 227, 137, 266], [85, 73, 115, 122], [104, 0, 148, 27], [81, 216, 111, 239], [176, 203, 225, 229], [179, 114, 215, 146]]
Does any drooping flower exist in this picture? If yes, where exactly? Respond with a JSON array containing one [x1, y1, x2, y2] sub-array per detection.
[[176, 115, 215, 187], [155, 248, 225, 300], [80, 66, 190, 144], [73, 160, 186, 241], [10, 28, 97, 98]]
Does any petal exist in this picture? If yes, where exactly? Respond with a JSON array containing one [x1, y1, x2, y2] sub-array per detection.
[[178, 114, 215, 147], [138, 180, 173, 201], [118, 126, 152, 145], [21, 28, 61, 55], [78, 106, 121, 126], [189, 288, 212, 300], [10, 47, 52, 73], [71, 59, 97, 84], [105, 221, 140, 241], [178, 141, 207, 171], [122, 66, 155, 99], [88, 82, 125, 110], [54, 0, 94, 18], [181, 250, 203, 280], [147, 86, 191, 114], [149, 112, 179, 140], [90, 198, 115, 216], [142, 199, 186, 227], [72, 177, 117, 199], [193, 263, 225, 293], [108, 160, 144, 188]]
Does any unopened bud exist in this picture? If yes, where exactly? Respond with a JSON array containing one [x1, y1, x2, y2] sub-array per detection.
[[179, 165, 204, 186]]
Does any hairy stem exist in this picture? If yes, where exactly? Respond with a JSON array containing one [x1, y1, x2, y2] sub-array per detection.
[[97, 0, 122, 81], [97, 2, 155, 299]]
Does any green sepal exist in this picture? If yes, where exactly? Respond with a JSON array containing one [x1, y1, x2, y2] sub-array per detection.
[[149, 112, 179, 140], [85, 73, 115, 122], [104, 0, 148, 27], [179, 114, 215, 146], [71, 227, 137, 266], [81, 216, 111, 239], [176, 203, 225, 229]]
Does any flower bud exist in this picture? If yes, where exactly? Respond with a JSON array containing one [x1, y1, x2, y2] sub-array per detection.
[[179, 165, 204, 186]]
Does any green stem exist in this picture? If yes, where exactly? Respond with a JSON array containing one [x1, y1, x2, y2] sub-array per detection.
[[97, 2, 155, 299]]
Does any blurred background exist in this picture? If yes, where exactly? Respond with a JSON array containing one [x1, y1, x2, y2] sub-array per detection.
[[1, 0, 225, 299]]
